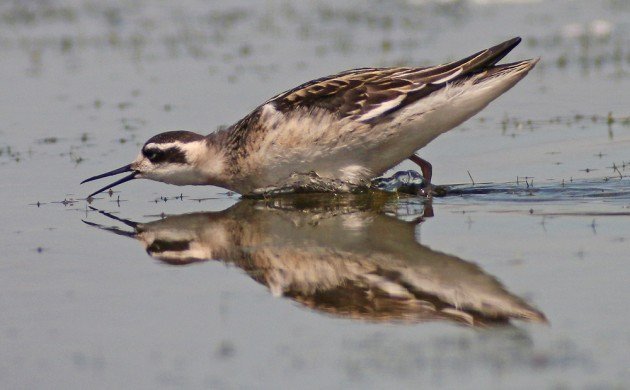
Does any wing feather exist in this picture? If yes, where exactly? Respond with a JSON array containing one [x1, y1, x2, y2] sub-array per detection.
[[224, 37, 524, 161], [267, 37, 522, 123]]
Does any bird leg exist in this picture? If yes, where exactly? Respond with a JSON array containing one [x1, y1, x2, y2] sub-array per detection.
[[408, 154, 432, 184]]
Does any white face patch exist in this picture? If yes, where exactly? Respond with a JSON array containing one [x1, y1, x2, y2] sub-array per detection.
[[131, 139, 227, 185]]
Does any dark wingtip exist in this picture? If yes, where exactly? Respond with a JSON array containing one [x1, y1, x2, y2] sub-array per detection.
[[507, 36, 522, 51], [485, 37, 523, 66]]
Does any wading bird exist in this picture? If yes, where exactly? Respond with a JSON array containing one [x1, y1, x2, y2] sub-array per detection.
[[82, 37, 537, 198]]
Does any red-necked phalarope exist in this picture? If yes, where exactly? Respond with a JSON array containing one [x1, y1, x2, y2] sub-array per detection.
[[82, 37, 537, 198]]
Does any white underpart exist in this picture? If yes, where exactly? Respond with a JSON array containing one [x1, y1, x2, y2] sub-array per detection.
[[250, 104, 383, 187], [339, 165, 373, 183], [251, 104, 352, 179]]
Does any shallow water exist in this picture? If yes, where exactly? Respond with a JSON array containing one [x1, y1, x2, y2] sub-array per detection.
[[1, 0, 630, 388]]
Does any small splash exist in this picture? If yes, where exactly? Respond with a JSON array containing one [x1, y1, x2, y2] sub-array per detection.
[[371, 170, 429, 195]]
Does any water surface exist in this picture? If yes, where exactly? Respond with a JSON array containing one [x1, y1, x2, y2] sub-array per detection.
[[1, 0, 629, 388]]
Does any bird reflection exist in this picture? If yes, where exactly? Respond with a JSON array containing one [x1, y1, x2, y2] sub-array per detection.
[[83, 194, 546, 327]]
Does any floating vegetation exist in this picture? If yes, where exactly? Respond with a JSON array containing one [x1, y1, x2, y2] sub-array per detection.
[[39, 137, 58, 144], [499, 112, 630, 133], [445, 176, 630, 204], [0, 145, 22, 162], [117, 102, 132, 111], [69, 149, 84, 165], [0, 3, 77, 25], [151, 193, 186, 203]]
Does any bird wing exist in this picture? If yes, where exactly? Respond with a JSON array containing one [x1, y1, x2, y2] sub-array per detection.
[[266, 37, 523, 123], [221, 37, 524, 167]]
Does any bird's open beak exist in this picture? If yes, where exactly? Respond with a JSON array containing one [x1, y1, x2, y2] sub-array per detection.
[[81, 164, 137, 198]]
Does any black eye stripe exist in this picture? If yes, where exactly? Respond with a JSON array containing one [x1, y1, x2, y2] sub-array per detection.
[[142, 147, 187, 164]]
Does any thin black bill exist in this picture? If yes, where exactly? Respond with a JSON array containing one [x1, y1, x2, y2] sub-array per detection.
[[81, 164, 137, 198]]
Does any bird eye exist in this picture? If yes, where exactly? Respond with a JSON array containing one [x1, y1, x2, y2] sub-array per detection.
[[144, 149, 162, 163]]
